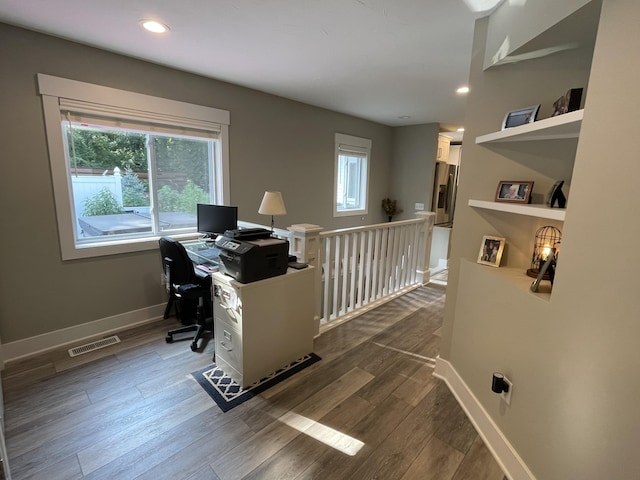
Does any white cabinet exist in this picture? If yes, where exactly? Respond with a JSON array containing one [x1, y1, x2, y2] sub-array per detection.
[[212, 267, 315, 387], [437, 134, 451, 162]]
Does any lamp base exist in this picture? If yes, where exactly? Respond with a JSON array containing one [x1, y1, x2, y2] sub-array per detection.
[[526, 268, 551, 280]]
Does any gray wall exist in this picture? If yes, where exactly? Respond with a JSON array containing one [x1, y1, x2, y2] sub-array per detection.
[[0, 23, 400, 344], [389, 124, 439, 221], [441, 0, 640, 477]]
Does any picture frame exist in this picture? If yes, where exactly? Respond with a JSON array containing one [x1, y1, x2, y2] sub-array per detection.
[[545, 180, 567, 208], [477, 235, 505, 268], [495, 180, 534, 204], [552, 88, 583, 117], [501, 104, 540, 130]]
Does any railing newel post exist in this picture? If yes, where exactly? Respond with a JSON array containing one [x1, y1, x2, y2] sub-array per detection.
[[414, 212, 436, 285], [288, 223, 323, 335]]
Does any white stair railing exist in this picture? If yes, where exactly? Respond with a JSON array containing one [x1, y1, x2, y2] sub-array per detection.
[[318, 214, 434, 332], [237, 213, 436, 336]]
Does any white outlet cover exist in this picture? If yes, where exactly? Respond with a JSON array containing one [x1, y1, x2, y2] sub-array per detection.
[[501, 377, 513, 405]]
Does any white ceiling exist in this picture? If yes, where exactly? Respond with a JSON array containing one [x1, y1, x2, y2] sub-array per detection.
[[0, 0, 484, 128]]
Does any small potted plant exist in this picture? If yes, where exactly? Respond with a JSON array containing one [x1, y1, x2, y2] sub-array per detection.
[[381, 198, 400, 222]]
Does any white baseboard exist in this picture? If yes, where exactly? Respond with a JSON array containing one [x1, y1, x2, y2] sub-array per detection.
[[416, 267, 431, 285], [433, 357, 536, 480], [2, 304, 167, 365]]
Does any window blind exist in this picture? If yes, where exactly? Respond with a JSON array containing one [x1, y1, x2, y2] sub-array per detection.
[[337, 144, 368, 156], [59, 99, 221, 139]]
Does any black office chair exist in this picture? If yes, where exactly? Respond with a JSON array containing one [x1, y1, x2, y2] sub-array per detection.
[[159, 236, 212, 352]]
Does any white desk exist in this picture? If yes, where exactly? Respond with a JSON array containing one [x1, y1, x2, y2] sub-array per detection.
[[212, 267, 315, 387]]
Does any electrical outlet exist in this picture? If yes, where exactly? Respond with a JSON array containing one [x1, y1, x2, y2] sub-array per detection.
[[415, 202, 425, 211], [501, 377, 513, 405]]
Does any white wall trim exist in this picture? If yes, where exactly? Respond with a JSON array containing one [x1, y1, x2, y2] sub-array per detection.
[[2, 304, 166, 365], [433, 357, 537, 480]]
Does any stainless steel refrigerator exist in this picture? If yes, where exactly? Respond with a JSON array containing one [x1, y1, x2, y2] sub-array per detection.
[[430, 160, 458, 226]]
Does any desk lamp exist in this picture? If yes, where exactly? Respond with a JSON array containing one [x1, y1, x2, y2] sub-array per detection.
[[258, 191, 287, 232]]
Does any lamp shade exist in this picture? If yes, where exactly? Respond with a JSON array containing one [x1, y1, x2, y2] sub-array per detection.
[[258, 191, 287, 216]]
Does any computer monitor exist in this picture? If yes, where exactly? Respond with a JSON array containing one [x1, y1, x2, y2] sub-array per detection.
[[197, 204, 238, 238]]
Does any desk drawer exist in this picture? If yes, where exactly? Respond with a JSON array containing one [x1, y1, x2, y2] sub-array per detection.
[[215, 319, 243, 374]]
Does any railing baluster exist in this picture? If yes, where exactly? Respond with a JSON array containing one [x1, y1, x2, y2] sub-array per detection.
[[349, 232, 358, 311], [340, 233, 350, 314], [409, 223, 421, 284], [364, 230, 374, 304], [385, 228, 398, 295], [322, 236, 332, 324], [400, 225, 410, 287], [356, 231, 366, 308], [333, 235, 341, 319], [371, 229, 381, 300], [379, 228, 389, 297]]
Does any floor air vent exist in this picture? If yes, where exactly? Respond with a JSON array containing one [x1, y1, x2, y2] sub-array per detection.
[[68, 335, 120, 357]]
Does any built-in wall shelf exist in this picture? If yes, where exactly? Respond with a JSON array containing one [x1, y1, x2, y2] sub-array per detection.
[[476, 109, 584, 144], [468, 199, 566, 221], [472, 262, 553, 302], [461, 260, 553, 302]]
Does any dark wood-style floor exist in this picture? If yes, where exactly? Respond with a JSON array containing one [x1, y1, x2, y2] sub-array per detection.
[[2, 284, 506, 480]]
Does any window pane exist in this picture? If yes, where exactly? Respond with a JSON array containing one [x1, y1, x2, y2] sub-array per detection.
[[153, 135, 212, 233], [65, 122, 214, 243], [337, 154, 364, 211]]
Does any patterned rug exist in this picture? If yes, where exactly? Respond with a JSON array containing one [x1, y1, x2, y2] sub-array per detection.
[[191, 353, 321, 412]]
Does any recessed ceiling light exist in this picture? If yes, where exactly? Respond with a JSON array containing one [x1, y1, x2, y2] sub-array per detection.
[[456, 86, 470, 94], [141, 20, 169, 33], [398, 115, 411, 119], [457, 127, 465, 132]]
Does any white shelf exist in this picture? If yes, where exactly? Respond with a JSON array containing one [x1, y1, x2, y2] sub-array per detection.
[[476, 109, 583, 144], [468, 199, 566, 221], [478, 263, 552, 302]]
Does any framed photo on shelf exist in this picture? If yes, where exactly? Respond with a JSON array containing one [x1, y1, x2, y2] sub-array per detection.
[[501, 105, 540, 130], [477, 235, 505, 268], [495, 180, 534, 203], [545, 180, 567, 208], [552, 88, 583, 116]]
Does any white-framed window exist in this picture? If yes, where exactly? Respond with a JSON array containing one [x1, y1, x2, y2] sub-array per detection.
[[38, 74, 230, 260], [334, 133, 371, 217]]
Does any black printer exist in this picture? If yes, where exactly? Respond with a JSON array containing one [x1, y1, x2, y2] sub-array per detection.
[[215, 228, 289, 283]]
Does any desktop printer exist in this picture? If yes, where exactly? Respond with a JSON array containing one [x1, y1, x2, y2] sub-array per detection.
[[215, 228, 289, 283]]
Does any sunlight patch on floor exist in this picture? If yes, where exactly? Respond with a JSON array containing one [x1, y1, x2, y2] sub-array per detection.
[[372, 342, 436, 367], [279, 411, 364, 456]]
